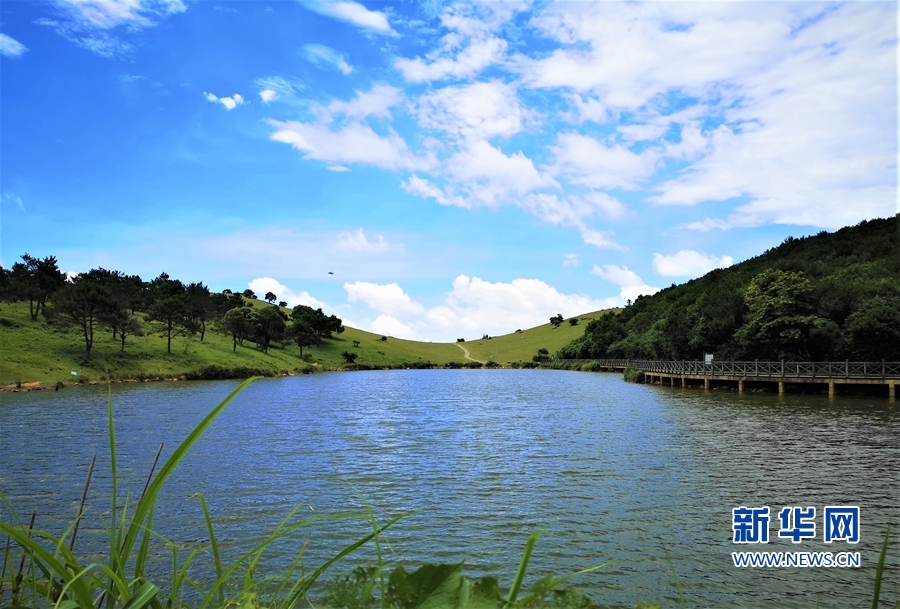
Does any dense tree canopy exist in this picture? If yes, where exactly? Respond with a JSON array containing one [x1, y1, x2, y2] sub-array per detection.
[[561, 215, 900, 362]]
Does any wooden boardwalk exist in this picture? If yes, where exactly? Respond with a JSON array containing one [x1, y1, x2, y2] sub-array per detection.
[[562, 359, 900, 398]]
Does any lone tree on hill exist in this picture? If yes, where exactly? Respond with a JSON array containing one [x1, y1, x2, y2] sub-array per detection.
[[550, 314, 564, 328], [147, 273, 190, 354], [265, 291, 277, 304]]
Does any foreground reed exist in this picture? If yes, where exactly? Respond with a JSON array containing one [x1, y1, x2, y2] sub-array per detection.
[[0, 377, 895, 608]]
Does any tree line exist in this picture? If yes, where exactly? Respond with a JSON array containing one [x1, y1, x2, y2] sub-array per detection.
[[560, 215, 900, 362], [0, 256, 343, 359]]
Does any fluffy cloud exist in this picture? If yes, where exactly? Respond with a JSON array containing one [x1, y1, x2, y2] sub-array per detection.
[[36, 0, 186, 56], [395, 3, 520, 81], [563, 254, 578, 268], [204, 92, 245, 111], [255, 76, 306, 105], [269, 119, 428, 171], [652, 250, 734, 278], [371, 315, 417, 340], [516, 2, 896, 229], [299, 0, 394, 35], [344, 275, 613, 342], [345, 282, 425, 317], [591, 264, 660, 303], [316, 85, 402, 122], [415, 80, 531, 141], [302, 43, 353, 75], [337, 228, 400, 253], [57, 0, 186, 30], [549, 132, 659, 190], [0, 34, 27, 57], [248, 277, 327, 309]]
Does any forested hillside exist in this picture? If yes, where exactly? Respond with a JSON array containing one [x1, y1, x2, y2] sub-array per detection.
[[560, 215, 900, 362]]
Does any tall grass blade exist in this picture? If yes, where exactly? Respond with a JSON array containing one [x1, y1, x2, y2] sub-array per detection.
[[198, 495, 225, 609], [108, 387, 117, 556], [282, 512, 409, 609], [515, 562, 613, 606], [70, 454, 97, 553], [0, 524, 94, 608], [119, 377, 259, 567], [16, 510, 37, 585], [505, 531, 543, 608], [120, 581, 159, 609], [871, 524, 891, 609]]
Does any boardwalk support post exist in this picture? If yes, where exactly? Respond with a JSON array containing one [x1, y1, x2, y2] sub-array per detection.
[[829, 382, 835, 398], [738, 380, 744, 393], [778, 381, 785, 395]]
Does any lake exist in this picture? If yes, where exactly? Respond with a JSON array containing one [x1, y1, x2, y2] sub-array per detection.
[[1, 369, 898, 608]]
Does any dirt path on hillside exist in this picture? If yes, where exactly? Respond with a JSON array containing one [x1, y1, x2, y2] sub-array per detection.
[[455, 343, 483, 364]]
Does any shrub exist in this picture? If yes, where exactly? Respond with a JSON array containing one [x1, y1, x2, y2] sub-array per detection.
[[484, 360, 500, 368], [623, 365, 644, 383], [341, 351, 358, 364], [580, 360, 601, 372]]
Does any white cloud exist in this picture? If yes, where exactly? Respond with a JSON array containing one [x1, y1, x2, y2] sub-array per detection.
[[371, 314, 418, 340], [302, 43, 353, 75], [415, 80, 531, 141], [563, 254, 578, 268], [401, 175, 448, 205], [425, 275, 611, 336], [38, 0, 186, 56], [396, 36, 507, 82], [327, 165, 349, 172], [342, 275, 614, 343], [395, 3, 520, 81], [549, 132, 659, 190], [255, 76, 306, 105], [316, 85, 403, 122], [269, 119, 429, 171], [591, 264, 660, 304], [204, 92, 245, 111], [652, 250, 734, 278], [248, 277, 328, 309], [299, 0, 395, 35], [345, 281, 425, 317], [337, 228, 400, 253], [2, 192, 26, 212], [515, 1, 896, 230], [0, 34, 27, 57]]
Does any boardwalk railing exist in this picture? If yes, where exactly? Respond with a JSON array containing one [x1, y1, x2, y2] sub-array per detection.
[[561, 359, 900, 380]]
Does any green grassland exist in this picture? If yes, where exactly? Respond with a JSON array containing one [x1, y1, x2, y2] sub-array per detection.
[[455, 312, 613, 364], [0, 300, 613, 389]]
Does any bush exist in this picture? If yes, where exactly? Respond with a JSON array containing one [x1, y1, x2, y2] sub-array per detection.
[[568, 318, 578, 326], [484, 360, 500, 368], [623, 365, 644, 383], [580, 360, 601, 372], [341, 351, 358, 364], [380, 336, 388, 342], [464, 361, 483, 369]]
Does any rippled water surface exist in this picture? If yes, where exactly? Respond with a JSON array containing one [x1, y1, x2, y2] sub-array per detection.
[[1, 370, 898, 608]]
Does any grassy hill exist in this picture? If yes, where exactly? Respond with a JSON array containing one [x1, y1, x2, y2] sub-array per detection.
[[0, 298, 613, 390]]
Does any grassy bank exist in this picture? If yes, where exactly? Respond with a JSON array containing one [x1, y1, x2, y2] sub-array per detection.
[[0, 301, 613, 389]]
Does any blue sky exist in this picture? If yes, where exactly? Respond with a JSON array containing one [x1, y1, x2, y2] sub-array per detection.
[[1, 0, 897, 342]]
